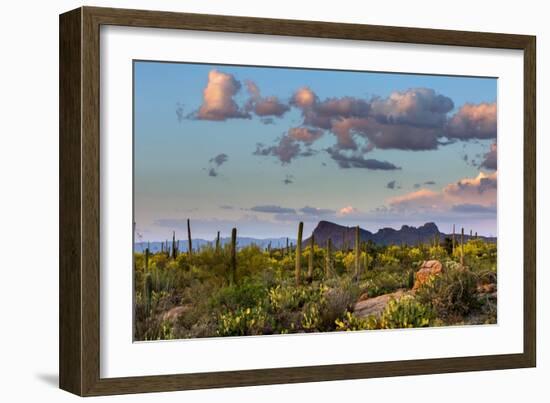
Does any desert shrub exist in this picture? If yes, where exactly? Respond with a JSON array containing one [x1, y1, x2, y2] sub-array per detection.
[[268, 283, 327, 312], [209, 279, 267, 311], [377, 252, 399, 267], [377, 295, 434, 329], [408, 247, 424, 263], [301, 303, 321, 330], [428, 245, 447, 260], [362, 271, 407, 297], [416, 267, 479, 320], [335, 312, 375, 331], [216, 306, 267, 336], [237, 245, 273, 277]]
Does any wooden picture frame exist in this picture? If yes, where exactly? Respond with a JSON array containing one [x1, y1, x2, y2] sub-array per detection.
[[59, 6, 536, 396]]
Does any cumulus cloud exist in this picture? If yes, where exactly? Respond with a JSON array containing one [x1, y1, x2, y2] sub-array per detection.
[[370, 88, 454, 128], [250, 205, 296, 214], [387, 171, 497, 214], [446, 102, 497, 140], [443, 171, 497, 205], [253, 136, 301, 164], [326, 147, 401, 170], [253, 127, 321, 165], [245, 80, 290, 117], [196, 70, 249, 121], [287, 127, 324, 144], [339, 206, 359, 216], [480, 142, 497, 170], [359, 116, 443, 151], [291, 87, 317, 108], [208, 168, 218, 177]]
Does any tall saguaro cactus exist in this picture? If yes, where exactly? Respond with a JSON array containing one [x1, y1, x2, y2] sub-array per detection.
[[354, 225, 360, 281], [187, 219, 193, 256], [460, 227, 465, 267], [144, 272, 153, 315], [215, 231, 220, 253], [342, 231, 346, 251], [325, 238, 332, 278], [452, 224, 456, 254], [295, 222, 303, 286], [145, 245, 150, 271], [307, 234, 315, 282], [230, 227, 237, 285], [171, 231, 178, 260], [286, 237, 289, 257]]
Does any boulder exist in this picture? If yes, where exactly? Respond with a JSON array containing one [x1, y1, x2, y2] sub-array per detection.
[[413, 260, 443, 290], [354, 289, 407, 318], [161, 305, 190, 323], [357, 292, 370, 302]]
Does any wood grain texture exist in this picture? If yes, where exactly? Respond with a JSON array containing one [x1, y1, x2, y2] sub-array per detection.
[[59, 6, 537, 396], [59, 8, 82, 396]]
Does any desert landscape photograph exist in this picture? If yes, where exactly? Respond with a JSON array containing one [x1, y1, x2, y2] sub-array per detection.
[[133, 61, 497, 341]]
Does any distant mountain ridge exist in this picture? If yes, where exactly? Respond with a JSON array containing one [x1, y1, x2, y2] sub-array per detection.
[[134, 237, 293, 253], [134, 221, 496, 252], [305, 220, 496, 248]]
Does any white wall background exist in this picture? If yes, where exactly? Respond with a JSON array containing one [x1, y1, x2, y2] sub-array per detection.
[[0, 0, 546, 401]]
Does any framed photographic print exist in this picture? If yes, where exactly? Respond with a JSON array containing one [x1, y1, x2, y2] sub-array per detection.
[[59, 6, 536, 396]]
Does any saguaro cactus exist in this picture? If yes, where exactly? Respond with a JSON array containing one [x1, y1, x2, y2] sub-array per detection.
[[354, 226, 360, 281], [460, 227, 465, 267], [286, 237, 289, 257], [307, 234, 315, 282], [325, 238, 332, 278], [230, 227, 237, 285], [452, 224, 456, 254], [171, 231, 178, 260], [295, 222, 303, 286], [144, 272, 153, 315], [187, 219, 193, 256], [215, 231, 220, 253], [342, 231, 346, 251], [145, 246, 150, 271]]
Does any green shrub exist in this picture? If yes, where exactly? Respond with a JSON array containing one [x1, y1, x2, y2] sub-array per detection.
[[378, 295, 434, 329], [362, 271, 407, 297], [209, 279, 267, 311], [335, 312, 375, 331], [216, 306, 267, 336], [416, 267, 479, 320]]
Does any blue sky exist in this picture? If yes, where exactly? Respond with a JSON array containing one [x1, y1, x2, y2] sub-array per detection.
[[134, 61, 497, 241]]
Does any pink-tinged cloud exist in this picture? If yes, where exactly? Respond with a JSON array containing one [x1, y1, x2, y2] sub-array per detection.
[[196, 70, 249, 121], [245, 80, 290, 117], [480, 142, 497, 170], [388, 189, 444, 211], [370, 88, 454, 128], [291, 87, 317, 108], [339, 206, 358, 215], [446, 102, 497, 139], [288, 127, 324, 144], [388, 172, 497, 213], [443, 171, 497, 206], [330, 118, 369, 150]]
